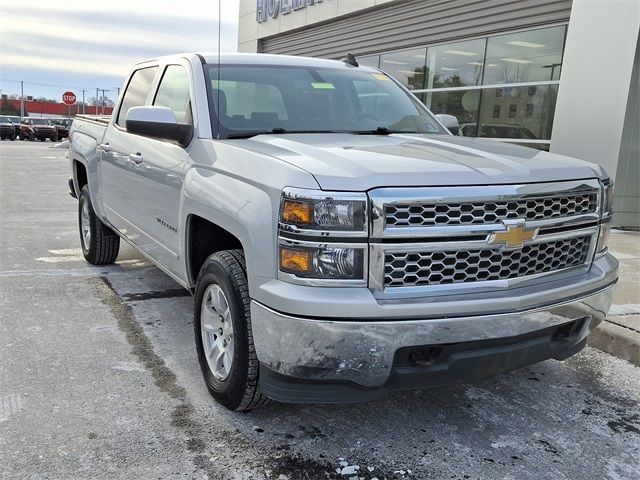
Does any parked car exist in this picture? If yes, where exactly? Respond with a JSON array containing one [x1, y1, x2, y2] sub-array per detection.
[[68, 53, 618, 411], [7, 116, 22, 138], [51, 118, 72, 139], [459, 122, 538, 139], [19, 118, 58, 141], [0, 116, 16, 140]]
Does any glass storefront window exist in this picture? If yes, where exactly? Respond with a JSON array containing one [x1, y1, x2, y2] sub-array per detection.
[[482, 25, 566, 84], [425, 38, 486, 89], [420, 90, 480, 127], [477, 85, 558, 140], [358, 54, 380, 69], [379, 47, 427, 90], [361, 25, 566, 147]]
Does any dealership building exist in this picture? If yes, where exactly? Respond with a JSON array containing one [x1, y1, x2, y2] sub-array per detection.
[[238, 0, 639, 227]]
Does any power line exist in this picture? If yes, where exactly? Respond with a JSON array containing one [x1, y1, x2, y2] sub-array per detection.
[[0, 78, 120, 91]]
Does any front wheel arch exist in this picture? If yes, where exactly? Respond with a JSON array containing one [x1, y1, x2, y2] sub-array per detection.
[[186, 214, 243, 287]]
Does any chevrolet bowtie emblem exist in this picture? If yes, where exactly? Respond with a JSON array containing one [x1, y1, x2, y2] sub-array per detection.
[[489, 224, 539, 248]]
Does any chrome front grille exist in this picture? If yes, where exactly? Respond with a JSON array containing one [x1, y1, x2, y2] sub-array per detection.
[[384, 236, 591, 288], [385, 192, 598, 227], [368, 180, 602, 297]]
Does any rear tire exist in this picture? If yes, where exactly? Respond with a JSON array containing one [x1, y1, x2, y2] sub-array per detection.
[[194, 250, 270, 411], [78, 185, 120, 265]]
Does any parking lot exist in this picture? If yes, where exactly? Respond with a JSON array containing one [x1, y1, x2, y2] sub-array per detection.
[[1, 141, 639, 480]]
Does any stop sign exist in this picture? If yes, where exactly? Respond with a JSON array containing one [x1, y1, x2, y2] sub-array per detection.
[[62, 91, 76, 105]]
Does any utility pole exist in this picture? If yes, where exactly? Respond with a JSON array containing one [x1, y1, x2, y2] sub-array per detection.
[[81, 90, 86, 115], [100, 89, 108, 115], [20, 81, 24, 117], [95, 88, 99, 115]]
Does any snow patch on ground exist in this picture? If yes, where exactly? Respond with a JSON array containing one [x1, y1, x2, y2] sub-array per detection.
[[49, 140, 69, 149]]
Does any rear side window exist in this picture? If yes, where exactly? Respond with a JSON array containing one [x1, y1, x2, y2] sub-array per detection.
[[153, 65, 192, 124], [116, 66, 158, 126]]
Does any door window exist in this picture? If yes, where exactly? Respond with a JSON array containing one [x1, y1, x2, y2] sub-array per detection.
[[116, 66, 158, 126], [153, 65, 193, 124]]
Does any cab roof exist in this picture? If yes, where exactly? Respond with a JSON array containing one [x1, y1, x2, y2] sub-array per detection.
[[134, 52, 378, 71]]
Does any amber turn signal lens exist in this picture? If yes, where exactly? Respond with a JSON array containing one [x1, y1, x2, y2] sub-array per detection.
[[279, 247, 311, 273], [282, 200, 313, 225]]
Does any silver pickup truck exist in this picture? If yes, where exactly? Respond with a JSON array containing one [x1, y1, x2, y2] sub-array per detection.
[[68, 53, 618, 411]]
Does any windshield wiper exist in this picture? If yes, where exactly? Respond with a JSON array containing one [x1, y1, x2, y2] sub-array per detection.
[[226, 128, 338, 139], [354, 127, 426, 135], [353, 126, 397, 135], [226, 130, 277, 139]]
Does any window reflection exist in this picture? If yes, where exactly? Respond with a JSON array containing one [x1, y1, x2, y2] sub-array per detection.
[[421, 90, 480, 126], [477, 85, 558, 140], [425, 39, 486, 88], [379, 47, 427, 89], [483, 26, 566, 84]]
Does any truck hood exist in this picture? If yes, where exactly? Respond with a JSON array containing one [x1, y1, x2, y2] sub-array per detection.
[[233, 134, 605, 190]]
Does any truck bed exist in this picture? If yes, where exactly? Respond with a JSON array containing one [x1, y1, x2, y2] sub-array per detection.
[[69, 115, 109, 165], [74, 115, 111, 126]]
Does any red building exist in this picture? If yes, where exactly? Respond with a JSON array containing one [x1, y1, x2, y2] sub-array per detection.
[[5, 99, 113, 117]]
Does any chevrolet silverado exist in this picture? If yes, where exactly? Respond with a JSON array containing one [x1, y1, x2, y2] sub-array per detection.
[[68, 53, 618, 411]]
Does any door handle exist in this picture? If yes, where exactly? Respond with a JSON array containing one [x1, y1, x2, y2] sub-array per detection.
[[99, 143, 110, 152], [128, 152, 143, 164]]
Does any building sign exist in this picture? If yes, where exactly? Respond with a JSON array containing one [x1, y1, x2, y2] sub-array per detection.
[[256, 0, 325, 23]]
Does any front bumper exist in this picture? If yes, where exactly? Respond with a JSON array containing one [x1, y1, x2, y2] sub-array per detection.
[[251, 254, 618, 403], [35, 130, 57, 139]]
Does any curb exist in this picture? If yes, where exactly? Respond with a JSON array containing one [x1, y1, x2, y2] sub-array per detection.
[[588, 320, 640, 367]]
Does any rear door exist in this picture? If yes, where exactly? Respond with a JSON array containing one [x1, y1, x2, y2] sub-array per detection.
[[126, 62, 194, 274], [100, 65, 158, 235]]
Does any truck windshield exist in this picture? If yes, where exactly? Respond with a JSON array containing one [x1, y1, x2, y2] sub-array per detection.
[[205, 64, 446, 139], [30, 119, 51, 125]]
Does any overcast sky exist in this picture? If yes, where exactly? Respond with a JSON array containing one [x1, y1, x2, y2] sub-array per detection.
[[0, 0, 239, 102]]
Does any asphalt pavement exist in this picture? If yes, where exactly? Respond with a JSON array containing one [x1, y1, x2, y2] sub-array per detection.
[[1, 141, 639, 480]]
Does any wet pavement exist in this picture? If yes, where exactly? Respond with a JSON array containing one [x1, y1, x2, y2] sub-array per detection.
[[1, 142, 639, 479]]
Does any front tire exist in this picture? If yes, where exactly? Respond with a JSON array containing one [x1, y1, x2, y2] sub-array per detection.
[[194, 250, 270, 411], [78, 185, 120, 265]]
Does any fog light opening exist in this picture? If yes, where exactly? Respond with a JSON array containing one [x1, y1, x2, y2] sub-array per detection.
[[410, 347, 444, 367], [552, 319, 583, 342]]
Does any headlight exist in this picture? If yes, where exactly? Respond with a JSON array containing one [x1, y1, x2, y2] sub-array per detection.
[[280, 188, 367, 236], [279, 244, 365, 281], [602, 179, 614, 216]]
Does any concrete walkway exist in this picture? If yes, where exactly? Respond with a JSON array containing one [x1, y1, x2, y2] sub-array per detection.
[[588, 229, 640, 365]]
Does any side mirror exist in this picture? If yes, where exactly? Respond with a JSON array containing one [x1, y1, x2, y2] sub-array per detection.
[[126, 106, 192, 147], [435, 114, 460, 135]]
